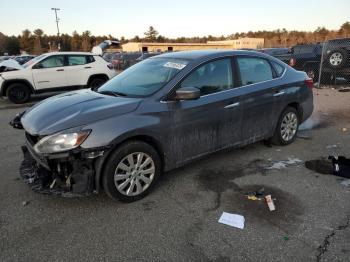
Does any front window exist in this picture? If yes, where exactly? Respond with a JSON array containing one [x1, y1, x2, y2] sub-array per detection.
[[180, 58, 234, 96], [23, 54, 47, 68], [98, 58, 189, 97]]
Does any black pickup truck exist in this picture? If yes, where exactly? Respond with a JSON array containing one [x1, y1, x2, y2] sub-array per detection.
[[289, 38, 350, 83]]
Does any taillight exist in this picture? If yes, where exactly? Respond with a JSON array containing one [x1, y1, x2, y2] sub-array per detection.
[[289, 58, 296, 67], [305, 78, 313, 90]]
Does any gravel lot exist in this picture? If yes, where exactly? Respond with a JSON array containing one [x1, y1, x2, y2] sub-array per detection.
[[0, 88, 349, 262]]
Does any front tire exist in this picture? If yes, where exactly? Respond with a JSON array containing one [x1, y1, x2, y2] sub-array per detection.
[[6, 83, 31, 104], [102, 141, 161, 202], [270, 107, 299, 146]]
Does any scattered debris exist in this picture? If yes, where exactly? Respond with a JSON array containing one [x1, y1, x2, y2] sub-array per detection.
[[22, 201, 29, 206], [267, 158, 303, 170], [276, 149, 282, 152], [329, 156, 350, 178], [326, 144, 338, 149], [338, 88, 350, 92], [305, 159, 333, 174], [245, 187, 265, 201], [340, 179, 350, 187], [283, 236, 290, 241], [265, 195, 276, 211], [218, 212, 245, 229], [305, 156, 350, 179], [341, 127, 348, 132]]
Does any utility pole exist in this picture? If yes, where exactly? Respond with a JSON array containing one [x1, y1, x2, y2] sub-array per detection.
[[51, 8, 60, 51]]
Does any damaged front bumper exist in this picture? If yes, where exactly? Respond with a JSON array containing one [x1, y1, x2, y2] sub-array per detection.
[[19, 143, 102, 197]]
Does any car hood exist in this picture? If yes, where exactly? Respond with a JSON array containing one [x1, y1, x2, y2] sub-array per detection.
[[21, 89, 142, 136]]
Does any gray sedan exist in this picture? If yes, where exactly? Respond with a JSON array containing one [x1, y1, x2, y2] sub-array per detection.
[[14, 50, 313, 202]]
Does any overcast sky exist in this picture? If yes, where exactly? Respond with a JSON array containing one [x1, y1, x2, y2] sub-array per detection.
[[0, 0, 349, 38]]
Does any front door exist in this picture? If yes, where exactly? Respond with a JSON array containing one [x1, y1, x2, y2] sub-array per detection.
[[167, 57, 243, 165], [31, 55, 67, 90]]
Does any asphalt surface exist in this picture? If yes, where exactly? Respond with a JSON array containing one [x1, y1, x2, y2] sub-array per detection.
[[0, 89, 349, 262]]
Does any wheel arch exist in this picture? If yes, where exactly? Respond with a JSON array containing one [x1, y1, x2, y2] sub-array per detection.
[[87, 74, 109, 86], [94, 134, 165, 193], [286, 102, 303, 120], [1, 79, 34, 96]]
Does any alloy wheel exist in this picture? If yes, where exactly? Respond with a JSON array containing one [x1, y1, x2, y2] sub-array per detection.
[[280, 112, 298, 142], [329, 52, 343, 66], [114, 152, 155, 196]]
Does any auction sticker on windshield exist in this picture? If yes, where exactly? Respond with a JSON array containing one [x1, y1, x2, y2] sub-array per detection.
[[163, 62, 187, 70]]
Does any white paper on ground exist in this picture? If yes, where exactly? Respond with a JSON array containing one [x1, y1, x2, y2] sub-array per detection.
[[218, 212, 245, 229]]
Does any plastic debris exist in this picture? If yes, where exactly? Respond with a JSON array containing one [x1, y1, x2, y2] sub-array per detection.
[[218, 212, 245, 229], [341, 127, 348, 132], [267, 158, 303, 170], [22, 201, 29, 206], [340, 179, 350, 187], [265, 195, 276, 211], [283, 236, 290, 241], [245, 187, 265, 201]]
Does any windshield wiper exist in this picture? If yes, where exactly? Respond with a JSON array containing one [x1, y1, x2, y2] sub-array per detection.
[[98, 90, 127, 97]]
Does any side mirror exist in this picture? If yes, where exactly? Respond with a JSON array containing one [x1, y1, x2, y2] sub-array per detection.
[[175, 87, 200, 100]]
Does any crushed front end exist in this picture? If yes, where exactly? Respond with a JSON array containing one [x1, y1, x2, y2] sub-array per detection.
[[12, 115, 107, 197]]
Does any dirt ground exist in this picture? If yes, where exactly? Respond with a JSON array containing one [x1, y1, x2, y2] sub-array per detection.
[[0, 88, 349, 262]]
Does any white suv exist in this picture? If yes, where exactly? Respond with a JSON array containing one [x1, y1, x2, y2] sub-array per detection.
[[0, 52, 118, 103]]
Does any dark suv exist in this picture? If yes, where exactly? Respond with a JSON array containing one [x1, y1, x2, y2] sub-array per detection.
[[12, 50, 313, 202], [290, 38, 350, 83]]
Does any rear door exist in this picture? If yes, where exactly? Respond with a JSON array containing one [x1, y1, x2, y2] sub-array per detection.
[[168, 57, 243, 164], [236, 56, 286, 142], [31, 55, 67, 90], [65, 55, 95, 86]]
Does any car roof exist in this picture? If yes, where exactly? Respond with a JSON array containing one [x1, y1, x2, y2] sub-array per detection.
[[154, 49, 267, 60], [45, 51, 95, 56]]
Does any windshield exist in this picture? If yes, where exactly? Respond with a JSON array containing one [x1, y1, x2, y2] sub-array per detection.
[[98, 58, 189, 97], [23, 54, 47, 68]]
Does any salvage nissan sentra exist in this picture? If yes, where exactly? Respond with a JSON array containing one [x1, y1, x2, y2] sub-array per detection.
[[11, 50, 314, 202]]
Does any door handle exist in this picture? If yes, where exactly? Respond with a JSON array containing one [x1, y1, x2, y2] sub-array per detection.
[[224, 102, 240, 109], [273, 91, 285, 97], [84, 66, 92, 69], [56, 69, 64, 71]]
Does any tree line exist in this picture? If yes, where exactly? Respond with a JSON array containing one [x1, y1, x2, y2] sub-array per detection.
[[1, 23, 350, 55]]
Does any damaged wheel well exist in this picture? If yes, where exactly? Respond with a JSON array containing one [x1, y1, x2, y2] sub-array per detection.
[[287, 102, 303, 120], [95, 135, 164, 192]]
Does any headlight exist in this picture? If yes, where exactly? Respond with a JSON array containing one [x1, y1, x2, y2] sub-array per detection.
[[33, 130, 91, 154]]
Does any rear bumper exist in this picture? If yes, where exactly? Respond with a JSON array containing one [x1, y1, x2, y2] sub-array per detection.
[[19, 145, 95, 197]]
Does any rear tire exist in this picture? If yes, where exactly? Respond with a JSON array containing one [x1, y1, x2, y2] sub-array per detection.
[[89, 77, 107, 91], [102, 141, 161, 202], [6, 83, 31, 104], [270, 107, 299, 146]]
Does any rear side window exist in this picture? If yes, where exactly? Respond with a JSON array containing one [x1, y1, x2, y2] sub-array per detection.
[[299, 46, 315, 54], [68, 55, 87, 66], [237, 57, 273, 86], [180, 58, 234, 96], [272, 61, 285, 77]]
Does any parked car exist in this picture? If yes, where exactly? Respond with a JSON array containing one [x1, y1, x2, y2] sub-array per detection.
[[14, 55, 36, 65], [258, 48, 291, 64], [289, 39, 350, 83], [12, 50, 313, 202], [0, 52, 118, 103], [103, 52, 141, 70], [0, 56, 11, 62]]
